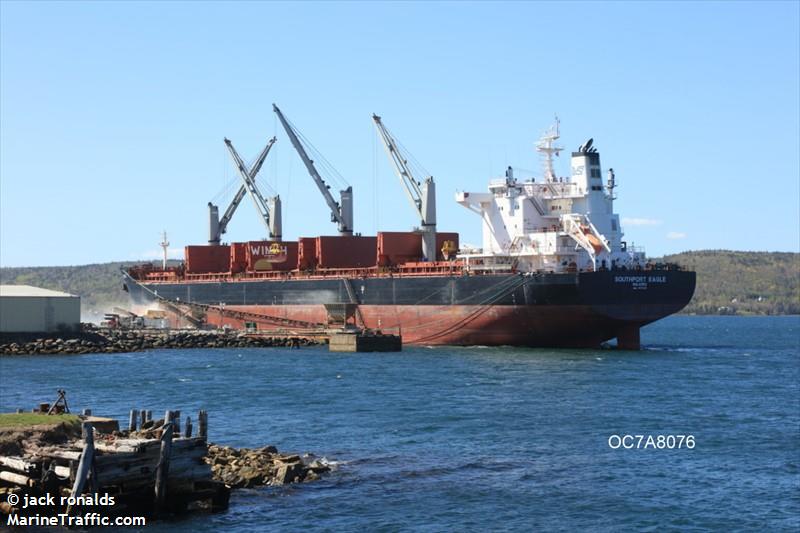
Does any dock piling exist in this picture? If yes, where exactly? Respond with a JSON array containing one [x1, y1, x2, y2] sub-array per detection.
[[198, 410, 208, 440], [67, 423, 95, 515], [129, 409, 139, 432], [153, 422, 173, 514]]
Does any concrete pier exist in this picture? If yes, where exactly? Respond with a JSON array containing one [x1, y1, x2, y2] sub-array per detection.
[[328, 331, 402, 352]]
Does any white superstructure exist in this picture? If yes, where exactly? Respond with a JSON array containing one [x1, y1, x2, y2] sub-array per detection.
[[455, 120, 645, 273]]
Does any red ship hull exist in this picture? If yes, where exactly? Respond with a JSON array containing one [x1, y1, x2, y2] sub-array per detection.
[[198, 303, 666, 348]]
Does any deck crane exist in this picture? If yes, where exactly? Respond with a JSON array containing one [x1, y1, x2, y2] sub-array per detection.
[[208, 136, 281, 244], [372, 114, 437, 261], [272, 104, 353, 236]]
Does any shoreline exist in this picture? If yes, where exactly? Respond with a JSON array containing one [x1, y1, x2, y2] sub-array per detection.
[[0, 328, 324, 356]]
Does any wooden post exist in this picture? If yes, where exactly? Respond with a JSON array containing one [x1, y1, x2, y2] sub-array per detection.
[[140, 409, 147, 428], [198, 410, 208, 440], [15, 408, 22, 414], [163, 410, 172, 430], [82, 408, 92, 416], [153, 422, 173, 514], [173, 410, 181, 435], [184, 416, 192, 438], [66, 423, 94, 515], [129, 409, 139, 432], [89, 456, 99, 494]]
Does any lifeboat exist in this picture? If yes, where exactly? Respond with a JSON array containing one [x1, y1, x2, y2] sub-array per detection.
[[581, 225, 605, 254]]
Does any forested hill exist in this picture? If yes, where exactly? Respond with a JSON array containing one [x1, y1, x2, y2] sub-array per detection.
[[0, 252, 797, 317], [660, 251, 799, 315], [0, 261, 179, 322]]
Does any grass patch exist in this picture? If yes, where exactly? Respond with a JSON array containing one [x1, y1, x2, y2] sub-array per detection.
[[0, 413, 81, 428]]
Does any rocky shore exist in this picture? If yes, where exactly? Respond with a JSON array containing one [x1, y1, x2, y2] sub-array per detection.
[[125, 418, 333, 489], [206, 445, 332, 488], [0, 329, 323, 356]]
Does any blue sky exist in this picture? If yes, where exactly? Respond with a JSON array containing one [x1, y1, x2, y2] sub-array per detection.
[[1, 0, 798, 267]]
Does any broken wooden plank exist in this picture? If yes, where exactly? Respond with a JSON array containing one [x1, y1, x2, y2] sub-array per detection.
[[0, 470, 34, 487], [0, 456, 36, 474]]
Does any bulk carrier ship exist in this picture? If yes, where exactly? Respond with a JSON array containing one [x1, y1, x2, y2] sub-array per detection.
[[124, 107, 695, 349]]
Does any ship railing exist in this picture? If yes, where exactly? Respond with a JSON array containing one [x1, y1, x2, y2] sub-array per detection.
[[555, 246, 579, 254], [144, 272, 181, 282], [530, 225, 563, 233], [509, 245, 576, 256], [464, 262, 516, 273], [184, 272, 237, 282], [466, 268, 517, 275], [140, 260, 533, 284], [127, 263, 184, 281]]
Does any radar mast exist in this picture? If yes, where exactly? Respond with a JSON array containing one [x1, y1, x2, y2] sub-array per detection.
[[536, 115, 562, 182]]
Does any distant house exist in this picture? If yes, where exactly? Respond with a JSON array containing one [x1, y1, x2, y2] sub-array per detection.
[[0, 285, 80, 333]]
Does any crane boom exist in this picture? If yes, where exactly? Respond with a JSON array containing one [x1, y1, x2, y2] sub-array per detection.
[[273, 104, 353, 235], [217, 137, 277, 239], [217, 187, 249, 238], [208, 136, 279, 244], [373, 115, 424, 216], [372, 114, 437, 261], [223, 137, 282, 241]]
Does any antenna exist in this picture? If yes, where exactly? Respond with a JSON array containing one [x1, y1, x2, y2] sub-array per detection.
[[160, 230, 170, 270], [536, 115, 562, 182]]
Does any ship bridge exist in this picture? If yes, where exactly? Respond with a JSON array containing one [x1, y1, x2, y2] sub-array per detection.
[[456, 120, 645, 273]]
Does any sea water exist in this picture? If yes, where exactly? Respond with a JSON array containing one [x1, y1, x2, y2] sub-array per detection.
[[1, 316, 797, 531]]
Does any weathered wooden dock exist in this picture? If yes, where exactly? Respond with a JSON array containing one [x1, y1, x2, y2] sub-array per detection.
[[0, 408, 228, 521]]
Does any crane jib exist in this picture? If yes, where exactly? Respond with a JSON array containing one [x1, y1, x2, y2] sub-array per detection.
[[273, 104, 353, 234]]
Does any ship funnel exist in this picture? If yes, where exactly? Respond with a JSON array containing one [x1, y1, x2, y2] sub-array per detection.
[[571, 141, 607, 220]]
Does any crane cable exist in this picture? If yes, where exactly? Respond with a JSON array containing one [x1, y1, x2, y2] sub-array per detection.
[[372, 123, 378, 233], [381, 121, 432, 183], [283, 114, 350, 190], [210, 141, 279, 205]]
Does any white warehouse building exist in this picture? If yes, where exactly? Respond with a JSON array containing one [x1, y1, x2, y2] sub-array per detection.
[[0, 285, 81, 333]]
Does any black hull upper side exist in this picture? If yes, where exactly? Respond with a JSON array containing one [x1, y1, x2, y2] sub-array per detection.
[[125, 270, 695, 325]]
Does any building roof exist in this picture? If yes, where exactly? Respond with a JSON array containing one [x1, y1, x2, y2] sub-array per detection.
[[0, 285, 78, 298]]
